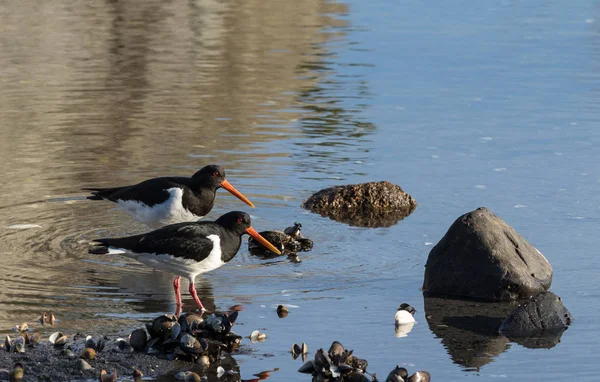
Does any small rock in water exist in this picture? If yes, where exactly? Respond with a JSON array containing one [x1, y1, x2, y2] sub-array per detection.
[[302, 181, 417, 228]]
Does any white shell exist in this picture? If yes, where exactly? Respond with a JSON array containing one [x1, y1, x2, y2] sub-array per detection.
[[217, 366, 225, 378], [48, 332, 64, 344]]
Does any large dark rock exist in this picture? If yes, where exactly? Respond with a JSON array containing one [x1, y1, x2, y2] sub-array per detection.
[[499, 291, 572, 344], [423, 207, 552, 301], [302, 181, 417, 228]]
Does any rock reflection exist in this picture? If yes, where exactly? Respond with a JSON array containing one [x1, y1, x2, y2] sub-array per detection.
[[424, 295, 570, 370], [308, 206, 416, 228], [504, 329, 568, 350], [423, 296, 516, 370]]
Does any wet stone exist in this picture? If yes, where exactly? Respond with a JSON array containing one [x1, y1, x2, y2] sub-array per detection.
[[499, 291, 572, 348], [302, 181, 417, 228], [423, 207, 553, 301]]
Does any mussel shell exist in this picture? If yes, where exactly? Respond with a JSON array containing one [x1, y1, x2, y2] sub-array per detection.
[[198, 355, 210, 367], [344, 371, 370, 382], [315, 348, 332, 370], [5, 335, 12, 350], [40, 312, 56, 326], [328, 341, 344, 356], [292, 343, 301, 356], [129, 329, 148, 352], [15, 322, 28, 333], [175, 371, 201, 382], [115, 338, 133, 353], [48, 332, 64, 344], [171, 322, 181, 340], [26, 332, 40, 346], [133, 369, 143, 381], [11, 336, 25, 353], [100, 369, 118, 382], [298, 238, 313, 251], [179, 333, 208, 355], [150, 314, 177, 339], [249, 330, 260, 342], [227, 310, 239, 326], [11, 363, 24, 380], [81, 347, 96, 360], [184, 314, 204, 332], [276, 305, 289, 318], [298, 360, 316, 374], [350, 357, 368, 372], [144, 337, 160, 354]]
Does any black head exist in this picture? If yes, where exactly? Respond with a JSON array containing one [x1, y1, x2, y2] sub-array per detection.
[[215, 211, 282, 255], [398, 303, 416, 315], [215, 211, 251, 235], [191, 165, 226, 189]]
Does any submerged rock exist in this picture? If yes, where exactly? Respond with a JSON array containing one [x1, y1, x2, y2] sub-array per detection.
[[499, 291, 572, 347], [302, 181, 417, 228], [423, 207, 552, 301]]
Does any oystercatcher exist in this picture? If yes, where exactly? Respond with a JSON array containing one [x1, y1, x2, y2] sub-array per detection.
[[83, 165, 254, 227], [89, 211, 280, 312]]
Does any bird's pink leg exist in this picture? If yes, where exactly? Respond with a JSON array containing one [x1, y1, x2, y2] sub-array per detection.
[[188, 282, 206, 312], [173, 277, 182, 316]]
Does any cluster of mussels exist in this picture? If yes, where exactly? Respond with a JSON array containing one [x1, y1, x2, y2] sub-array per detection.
[[296, 341, 430, 382], [297, 341, 370, 382], [131, 311, 241, 364], [1, 315, 49, 354], [248, 222, 313, 262]]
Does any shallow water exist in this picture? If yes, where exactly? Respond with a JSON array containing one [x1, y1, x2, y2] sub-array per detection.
[[1, 0, 599, 380]]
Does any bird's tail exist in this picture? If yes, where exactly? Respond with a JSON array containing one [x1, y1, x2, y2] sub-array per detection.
[[89, 239, 112, 255], [82, 187, 123, 201]]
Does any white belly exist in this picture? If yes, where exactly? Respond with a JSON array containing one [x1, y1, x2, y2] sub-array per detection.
[[108, 234, 224, 281], [394, 310, 416, 325], [116, 187, 202, 227]]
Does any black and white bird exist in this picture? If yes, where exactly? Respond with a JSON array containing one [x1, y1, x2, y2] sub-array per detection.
[[89, 211, 280, 312], [395, 303, 417, 325], [84, 165, 254, 227]]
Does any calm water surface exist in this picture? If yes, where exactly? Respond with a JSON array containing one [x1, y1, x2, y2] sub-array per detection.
[[1, 0, 599, 380]]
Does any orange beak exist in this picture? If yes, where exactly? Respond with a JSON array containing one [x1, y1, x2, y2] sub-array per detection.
[[221, 179, 255, 208], [245, 227, 281, 255]]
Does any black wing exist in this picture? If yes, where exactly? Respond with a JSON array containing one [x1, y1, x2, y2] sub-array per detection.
[[84, 176, 192, 206], [90, 222, 221, 261]]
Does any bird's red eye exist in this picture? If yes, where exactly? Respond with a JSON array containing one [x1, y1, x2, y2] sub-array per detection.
[[237, 217, 243, 223], [212, 171, 219, 177]]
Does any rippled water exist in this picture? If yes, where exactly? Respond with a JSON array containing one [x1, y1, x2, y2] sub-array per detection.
[[1, 0, 599, 380]]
